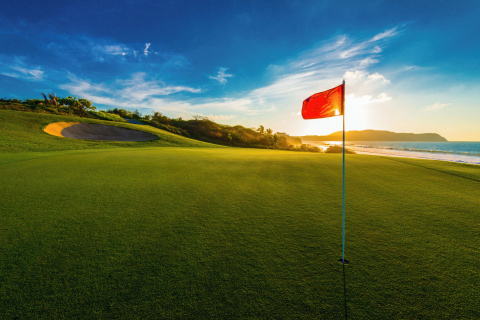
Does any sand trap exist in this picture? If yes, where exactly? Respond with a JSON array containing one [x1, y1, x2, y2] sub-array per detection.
[[44, 122, 158, 141]]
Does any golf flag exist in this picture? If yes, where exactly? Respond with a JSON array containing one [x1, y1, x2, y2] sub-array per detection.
[[301, 80, 349, 318], [301, 83, 345, 119]]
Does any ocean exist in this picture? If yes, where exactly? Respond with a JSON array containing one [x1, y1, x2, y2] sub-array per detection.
[[302, 141, 480, 165]]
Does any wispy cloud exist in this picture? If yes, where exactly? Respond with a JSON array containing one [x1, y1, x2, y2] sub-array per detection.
[[246, 26, 399, 104], [370, 26, 400, 42], [60, 72, 202, 111], [426, 102, 452, 110], [209, 67, 233, 84], [0, 55, 45, 81], [371, 45, 382, 53], [367, 73, 390, 84], [60, 26, 400, 122], [347, 92, 392, 106], [206, 114, 235, 121], [344, 70, 390, 85], [60, 72, 276, 118], [43, 35, 183, 68], [103, 45, 129, 56], [144, 43, 151, 56], [118, 72, 201, 99]]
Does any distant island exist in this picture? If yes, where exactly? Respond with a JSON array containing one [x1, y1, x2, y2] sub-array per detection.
[[297, 130, 448, 142]]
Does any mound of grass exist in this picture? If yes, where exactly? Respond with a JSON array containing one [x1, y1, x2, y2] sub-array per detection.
[[0, 109, 216, 152], [90, 111, 126, 122], [0, 147, 478, 319]]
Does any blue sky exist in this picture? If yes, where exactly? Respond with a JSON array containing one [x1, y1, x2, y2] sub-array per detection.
[[1, 0, 479, 140]]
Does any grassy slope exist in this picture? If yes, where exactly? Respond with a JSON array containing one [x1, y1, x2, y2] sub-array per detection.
[[0, 110, 479, 319], [0, 109, 215, 152]]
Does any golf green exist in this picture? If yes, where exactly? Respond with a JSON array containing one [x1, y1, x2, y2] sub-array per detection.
[[1, 145, 479, 319]]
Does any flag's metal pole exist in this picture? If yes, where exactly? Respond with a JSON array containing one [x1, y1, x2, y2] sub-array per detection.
[[342, 79, 346, 263], [342, 80, 347, 320]]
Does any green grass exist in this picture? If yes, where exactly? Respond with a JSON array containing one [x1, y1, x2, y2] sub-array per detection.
[[91, 110, 127, 122], [0, 110, 479, 319]]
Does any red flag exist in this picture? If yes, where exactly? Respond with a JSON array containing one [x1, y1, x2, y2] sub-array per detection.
[[302, 83, 345, 119]]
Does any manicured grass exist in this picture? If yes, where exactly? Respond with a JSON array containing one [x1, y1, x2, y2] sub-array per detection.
[[0, 109, 215, 152], [0, 146, 479, 319]]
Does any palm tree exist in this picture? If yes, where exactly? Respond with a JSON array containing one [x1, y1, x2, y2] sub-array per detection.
[[41, 92, 58, 106], [257, 125, 265, 135]]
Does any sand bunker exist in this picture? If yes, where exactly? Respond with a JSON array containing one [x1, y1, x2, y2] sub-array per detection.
[[44, 122, 158, 141]]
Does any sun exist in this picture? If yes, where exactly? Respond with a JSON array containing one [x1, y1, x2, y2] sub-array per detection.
[[345, 103, 369, 131]]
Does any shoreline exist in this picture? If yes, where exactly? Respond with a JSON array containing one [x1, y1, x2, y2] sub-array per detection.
[[302, 141, 480, 165], [352, 147, 480, 165]]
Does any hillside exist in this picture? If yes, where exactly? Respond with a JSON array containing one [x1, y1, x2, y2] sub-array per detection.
[[0, 100, 301, 150], [0, 109, 216, 152], [299, 129, 448, 142]]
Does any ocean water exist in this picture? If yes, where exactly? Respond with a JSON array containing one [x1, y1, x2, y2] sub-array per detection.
[[302, 141, 480, 165]]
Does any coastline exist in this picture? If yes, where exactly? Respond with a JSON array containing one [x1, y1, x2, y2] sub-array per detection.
[[303, 141, 480, 165], [352, 147, 480, 165]]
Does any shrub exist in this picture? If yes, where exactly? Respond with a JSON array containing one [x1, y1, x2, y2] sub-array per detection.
[[324, 145, 355, 154]]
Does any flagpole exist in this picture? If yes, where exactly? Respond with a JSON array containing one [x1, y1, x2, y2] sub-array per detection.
[[342, 79, 347, 320], [342, 79, 346, 264]]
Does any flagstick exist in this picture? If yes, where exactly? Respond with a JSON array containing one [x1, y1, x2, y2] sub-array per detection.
[[342, 92, 345, 264], [342, 79, 346, 264], [342, 80, 348, 319]]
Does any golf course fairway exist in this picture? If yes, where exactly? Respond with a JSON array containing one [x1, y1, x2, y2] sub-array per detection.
[[0, 110, 479, 318]]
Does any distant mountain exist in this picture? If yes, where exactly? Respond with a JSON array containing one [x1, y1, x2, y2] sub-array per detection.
[[298, 130, 448, 142]]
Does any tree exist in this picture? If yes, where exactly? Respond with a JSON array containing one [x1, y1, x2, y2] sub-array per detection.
[[152, 112, 163, 121], [59, 96, 95, 117], [265, 128, 272, 135], [257, 125, 265, 135], [41, 92, 58, 106], [133, 109, 141, 119]]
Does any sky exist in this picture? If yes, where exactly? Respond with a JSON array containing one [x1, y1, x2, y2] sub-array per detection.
[[1, 0, 479, 141]]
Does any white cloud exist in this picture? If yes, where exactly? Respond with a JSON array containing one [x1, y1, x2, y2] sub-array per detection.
[[118, 72, 201, 100], [370, 26, 399, 42], [60, 71, 276, 118], [10, 66, 44, 80], [375, 92, 392, 102], [103, 45, 129, 56], [426, 102, 452, 110], [60, 72, 202, 111], [45, 36, 179, 65], [206, 114, 235, 121], [358, 57, 379, 67], [367, 73, 390, 84], [209, 27, 399, 117], [340, 45, 365, 59], [59, 26, 401, 124], [346, 92, 392, 107], [0, 55, 44, 81], [209, 67, 233, 84], [344, 70, 367, 83], [144, 43, 151, 56], [343, 70, 390, 85]]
